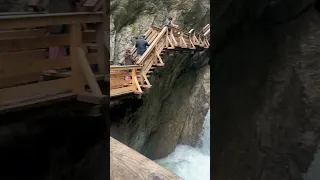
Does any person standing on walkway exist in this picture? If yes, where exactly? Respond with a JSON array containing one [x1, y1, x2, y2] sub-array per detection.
[[123, 49, 134, 65], [135, 35, 150, 59], [167, 17, 178, 28]]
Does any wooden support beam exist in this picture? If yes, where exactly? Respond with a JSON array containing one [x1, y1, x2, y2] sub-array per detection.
[[0, 53, 98, 79], [110, 137, 183, 179], [0, 29, 46, 40], [77, 47, 103, 96], [0, 31, 95, 53], [170, 33, 178, 46], [77, 92, 107, 104], [142, 73, 151, 87], [96, 23, 107, 74], [83, 0, 99, 7], [0, 77, 72, 106], [70, 23, 85, 93], [131, 69, 142, 94], [156, 52, 164, 65]]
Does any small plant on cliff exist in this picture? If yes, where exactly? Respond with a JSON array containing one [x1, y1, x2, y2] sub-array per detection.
[[131, 24, 136, 33]]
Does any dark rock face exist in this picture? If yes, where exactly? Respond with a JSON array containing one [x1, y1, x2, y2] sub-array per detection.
[[0, 0, 27, 12], [211, 1, 320, 179], [123, 53, 210, 159], [0, 105, 107, 180]]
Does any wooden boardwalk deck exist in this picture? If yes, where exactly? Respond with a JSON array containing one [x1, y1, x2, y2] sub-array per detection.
[[110, 24, 210, 98], [110, 137, 183, 180], [0, 10, 108, 113]]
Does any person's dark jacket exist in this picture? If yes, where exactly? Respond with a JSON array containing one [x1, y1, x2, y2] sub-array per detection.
[[124, 55, 134, 65], [135, 38, 150, 55]]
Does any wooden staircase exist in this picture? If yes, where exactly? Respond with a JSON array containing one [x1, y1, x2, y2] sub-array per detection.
[[110, 24, 210, 97]]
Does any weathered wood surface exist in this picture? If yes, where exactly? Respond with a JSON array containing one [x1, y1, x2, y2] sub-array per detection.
[[110, 137, 183, 180], [0, 11, 107, 113]]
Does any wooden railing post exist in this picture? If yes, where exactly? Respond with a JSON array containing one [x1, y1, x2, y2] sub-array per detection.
[[131, 68, 142, 94], [70, 23, 85, 93]]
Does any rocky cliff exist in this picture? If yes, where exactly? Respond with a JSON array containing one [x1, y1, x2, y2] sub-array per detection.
[[110, 0, 211, 160], [110, 0, 210, 64], [210, 0, 320, 179]]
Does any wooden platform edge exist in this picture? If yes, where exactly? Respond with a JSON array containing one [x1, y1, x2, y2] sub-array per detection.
[[0, 92, 76, 114], [110, 137, 183, 180], [77, 93, 108, 104]]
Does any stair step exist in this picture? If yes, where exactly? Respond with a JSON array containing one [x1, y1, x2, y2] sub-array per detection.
[[152, 63, 165, 67]]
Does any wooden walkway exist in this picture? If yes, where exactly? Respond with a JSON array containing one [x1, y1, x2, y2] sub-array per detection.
[[110, 24, 210, 98], [0, 10, 108, 113], [111, 137, 182, 179]]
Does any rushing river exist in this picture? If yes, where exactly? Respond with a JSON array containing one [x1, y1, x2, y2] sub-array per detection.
[[156, 110, 210, 180], [304, 144, 320, 180]]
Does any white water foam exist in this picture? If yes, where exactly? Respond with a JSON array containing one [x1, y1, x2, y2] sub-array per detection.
[[156, 110, 210, 180]]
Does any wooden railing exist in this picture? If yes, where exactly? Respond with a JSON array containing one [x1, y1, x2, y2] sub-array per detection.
[[0, 12, 107, 110], [113, 24, 210, 97], [110, 65, 143, 97], [135, 25, 210, 88]]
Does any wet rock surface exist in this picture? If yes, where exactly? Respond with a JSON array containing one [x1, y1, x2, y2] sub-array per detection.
[[211, 4, 320, 180]]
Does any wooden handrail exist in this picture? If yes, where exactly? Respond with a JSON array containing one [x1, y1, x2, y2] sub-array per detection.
[[0, 12, 103, 29], [136, 26, 168, 65], [110, 65, 143, 96]]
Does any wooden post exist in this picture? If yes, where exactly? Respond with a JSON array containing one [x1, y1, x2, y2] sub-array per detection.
[[96, 22, 107, 74], [70, 23, 85, 93], [131, 68, 136, 91], [77, 47, 103, 96], [140, 70, 144, 87], [166, 28, 169, 48]]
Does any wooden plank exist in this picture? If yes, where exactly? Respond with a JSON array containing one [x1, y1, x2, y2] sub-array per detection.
[[110, 78, 131, 87], [110, 86, 134, 97], [110, 65, 141, 71], [0, 29, 46, 40], [110, 137, 182, 179], [77, 47, 103, 96], [96, 23, 107, 73], [70, 23, 85, 93], [93, 0, 103, 11], [27, 0, 41, 6], [0, 92, 76, 114], [0, 53, 98, 79], [83, 0, 99, 7], [131, 69, 142, 94], [0, 49, 47, 62], [0, 12, 103, 29], [0, 73, 40, 88], [77, 92, 107, 104], [0, 77, 73, 105], [0, 31, 96, 53], [0, 34, 68, 52]]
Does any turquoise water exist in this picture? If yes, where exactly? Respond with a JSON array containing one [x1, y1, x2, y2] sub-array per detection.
[[156, 110, 210, 180], [304, 144, 320, 180]]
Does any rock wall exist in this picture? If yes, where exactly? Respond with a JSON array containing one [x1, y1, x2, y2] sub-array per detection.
[[0, 0, 28, 12], [211, 4, 320, 180]]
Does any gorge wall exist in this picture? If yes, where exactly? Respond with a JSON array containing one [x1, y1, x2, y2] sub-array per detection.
[[110, 0, 211, 160], [211, 0, 320, 179]]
